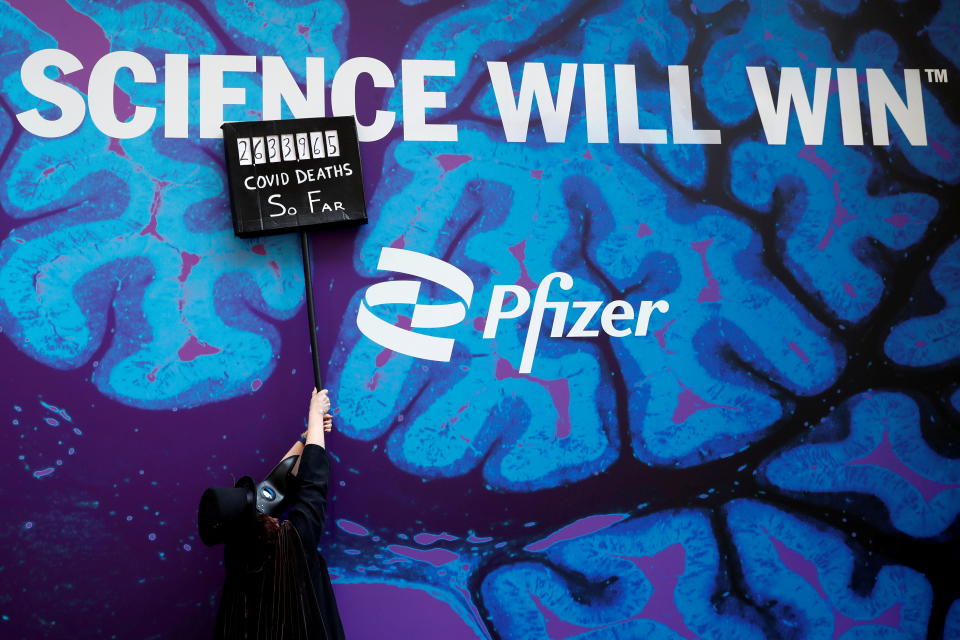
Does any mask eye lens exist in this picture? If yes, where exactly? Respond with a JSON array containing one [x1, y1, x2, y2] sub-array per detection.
[[260, 487, 276, 501]]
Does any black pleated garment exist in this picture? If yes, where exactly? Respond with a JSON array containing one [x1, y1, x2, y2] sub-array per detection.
[[215, 521, 325, 640]]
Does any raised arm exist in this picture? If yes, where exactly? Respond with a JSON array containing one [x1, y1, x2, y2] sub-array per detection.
[[287, 389, 334, 549], [305, 387, 330, 448], [292, 388, 331, 476]]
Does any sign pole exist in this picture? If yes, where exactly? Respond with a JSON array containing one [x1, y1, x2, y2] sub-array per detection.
[[299, 231, 323, 391]]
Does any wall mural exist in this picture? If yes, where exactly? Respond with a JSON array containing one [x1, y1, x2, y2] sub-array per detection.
[[0, 0, 957, 638]]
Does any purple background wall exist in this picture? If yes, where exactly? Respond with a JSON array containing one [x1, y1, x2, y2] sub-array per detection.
[[1, 1, 958, 639]]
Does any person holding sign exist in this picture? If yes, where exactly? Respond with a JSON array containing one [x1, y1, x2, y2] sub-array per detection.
[[198, 389, 345, 640]]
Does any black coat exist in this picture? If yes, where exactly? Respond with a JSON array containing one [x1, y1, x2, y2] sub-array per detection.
[[287, 445, 346, 640], [215, 444, 345, 640]]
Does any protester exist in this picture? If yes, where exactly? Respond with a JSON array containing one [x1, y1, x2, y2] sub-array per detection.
[[199, 388, 345, 640]]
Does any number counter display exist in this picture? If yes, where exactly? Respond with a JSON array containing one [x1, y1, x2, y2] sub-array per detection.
[[221, 116, 368, 238]]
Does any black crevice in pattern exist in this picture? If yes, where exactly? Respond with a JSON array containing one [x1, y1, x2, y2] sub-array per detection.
[[572, 187, 636, 461], [440, 192, 486, 265], [708, 507, 782, 638], [180, 1, 250, 57], [0, 96, 25, 223]]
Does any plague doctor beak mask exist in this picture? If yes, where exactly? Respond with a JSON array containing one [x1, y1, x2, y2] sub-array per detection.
[[198, 455, 300, 546]]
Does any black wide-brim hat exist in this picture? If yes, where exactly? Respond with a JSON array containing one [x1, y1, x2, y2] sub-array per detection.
[[198, 476, 257, 546]]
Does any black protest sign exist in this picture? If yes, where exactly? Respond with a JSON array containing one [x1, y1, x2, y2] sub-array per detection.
[[221, 116, 368, 238]]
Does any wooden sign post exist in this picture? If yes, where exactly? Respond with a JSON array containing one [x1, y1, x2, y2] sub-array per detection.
[[221, 116, 368, 390]]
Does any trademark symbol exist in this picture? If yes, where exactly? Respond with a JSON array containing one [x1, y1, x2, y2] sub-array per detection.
[[924, 68, 948, 83]]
